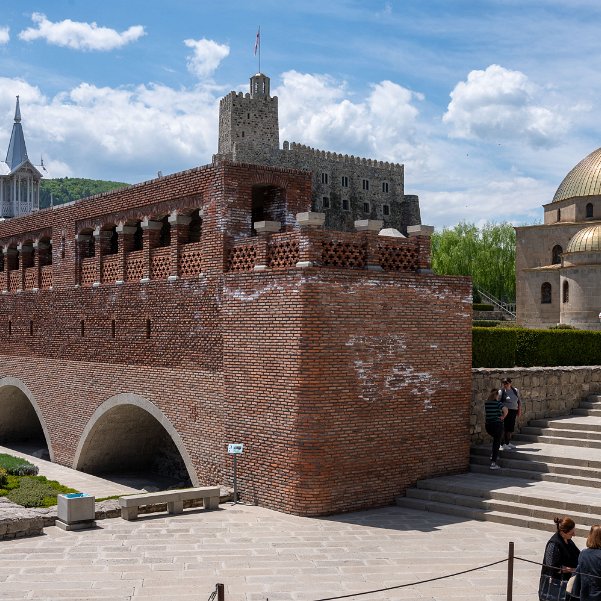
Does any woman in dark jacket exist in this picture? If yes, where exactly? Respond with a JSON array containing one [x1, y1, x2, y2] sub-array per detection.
[[573, 524, 601, 600], [539, 516, 580, 601]]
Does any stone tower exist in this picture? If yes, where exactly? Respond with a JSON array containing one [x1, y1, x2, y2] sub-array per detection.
[[217, 73, 279, 160]]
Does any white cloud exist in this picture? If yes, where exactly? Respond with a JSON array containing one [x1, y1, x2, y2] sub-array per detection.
[[0, 27, 9, 45], [18, 13, 145, 51], [184, 38, 230, 79], [274, 70, 425, 163], [443, 64, 568, 149]]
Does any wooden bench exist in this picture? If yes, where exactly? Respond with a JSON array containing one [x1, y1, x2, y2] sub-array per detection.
[[119, 486, 221, 520]]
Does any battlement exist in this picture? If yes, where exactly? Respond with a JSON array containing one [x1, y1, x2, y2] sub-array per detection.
[[282, 141, 404, 173], [220, 91, 278, 104]]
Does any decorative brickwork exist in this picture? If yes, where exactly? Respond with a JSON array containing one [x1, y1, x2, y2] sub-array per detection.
[[0, 158, 471, 517]]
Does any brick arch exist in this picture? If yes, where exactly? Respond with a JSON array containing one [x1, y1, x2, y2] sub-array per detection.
[[73, 393, 198, 485], [0, 376, 54, 461]]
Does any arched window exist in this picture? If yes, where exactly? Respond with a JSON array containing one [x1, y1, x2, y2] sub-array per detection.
[[552, 245, 563, 265], [557, 209, 561, 222], [541, 282, 552, 304], [586, 203, 594, 219], [563, 280, 569, 304]]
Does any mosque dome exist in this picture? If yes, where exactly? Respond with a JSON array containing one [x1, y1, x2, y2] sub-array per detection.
[[566, 224, 601, 253], [553, 147, 601, 203]]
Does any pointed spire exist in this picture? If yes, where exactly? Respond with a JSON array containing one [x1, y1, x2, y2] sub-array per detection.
[[5, 95, 28, 170], [14, 95, 21, 123]]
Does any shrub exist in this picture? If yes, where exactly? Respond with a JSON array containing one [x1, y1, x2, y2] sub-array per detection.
[[473, 327, 518, 368], [473, 303, 494, 311], [0, 454, 38, 476], [0, 467, 7, 487], [473, 320, 500, 327], [6, 476, 78, 508], [473, 327, 601, 367]]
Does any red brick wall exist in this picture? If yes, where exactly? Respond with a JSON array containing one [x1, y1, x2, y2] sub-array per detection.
[[222, 269, 472, 515]]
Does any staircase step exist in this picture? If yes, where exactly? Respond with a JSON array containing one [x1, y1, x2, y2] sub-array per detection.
[[580, 401, 601, 409], [405, 487, 601, 524], [395, 497, 593, 537], [529, 418, 601, 432], [471, 444, 601, 468], [573, 408, 601, 417], [521, 426, 601, 440], [469, 462, 601, 488], [512, 433, 601, 449]]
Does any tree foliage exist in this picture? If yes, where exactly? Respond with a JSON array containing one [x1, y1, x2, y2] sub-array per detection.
[[431, 221, 515, 302], [40, 178, 129, 209]]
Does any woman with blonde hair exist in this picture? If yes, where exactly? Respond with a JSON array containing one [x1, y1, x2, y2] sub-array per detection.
[[572, 524, 601, 600], [539, 516, 580, 601]]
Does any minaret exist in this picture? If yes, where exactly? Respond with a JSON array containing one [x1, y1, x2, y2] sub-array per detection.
[[5, 96, 29, 171]]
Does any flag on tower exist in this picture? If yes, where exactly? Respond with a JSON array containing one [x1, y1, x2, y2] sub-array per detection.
[[254, 27, 260, 56]]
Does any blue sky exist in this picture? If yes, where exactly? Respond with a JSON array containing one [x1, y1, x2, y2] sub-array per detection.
[[1, 1, 601, 228]]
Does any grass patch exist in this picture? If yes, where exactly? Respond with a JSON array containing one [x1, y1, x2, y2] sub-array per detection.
[[2, 476, 78, 508], [0, 453, 38, 476], [95, 495, 121, 502]]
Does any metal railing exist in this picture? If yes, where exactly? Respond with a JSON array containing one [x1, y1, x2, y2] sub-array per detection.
[[477, 287, 516, 319]]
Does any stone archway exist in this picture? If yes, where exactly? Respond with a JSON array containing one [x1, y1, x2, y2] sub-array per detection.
[[0, 377, 53, 460], [73, 393, 198, 487]]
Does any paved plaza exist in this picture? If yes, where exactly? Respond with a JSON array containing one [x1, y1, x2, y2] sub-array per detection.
[[0, 499, 569, 601]]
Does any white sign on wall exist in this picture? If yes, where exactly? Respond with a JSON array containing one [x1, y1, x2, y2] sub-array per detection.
[[228, 443, 244, 454]]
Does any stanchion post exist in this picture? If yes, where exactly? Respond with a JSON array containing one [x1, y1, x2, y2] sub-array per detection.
[[507, 541, 514, 601], [217, 582, 225, 601]]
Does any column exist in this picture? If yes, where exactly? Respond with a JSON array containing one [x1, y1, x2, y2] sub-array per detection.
[[167, 211, 192, 281], [355, 219, 383, 271], [407, 225, 434, 273], [115, 223, 137, 284], [295, 212, 325, 268], [140, 218, 162, 282], [253, 220, 281, 271], [92, 227, 113, 286], [32, 241, 42, 290]]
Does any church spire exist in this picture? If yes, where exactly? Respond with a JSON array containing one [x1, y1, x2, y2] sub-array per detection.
[[5, 95, 29, 170]]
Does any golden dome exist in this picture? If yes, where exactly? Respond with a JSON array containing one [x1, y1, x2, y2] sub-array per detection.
[[553, 147, 601, 203], [566, 224, 601, 253]]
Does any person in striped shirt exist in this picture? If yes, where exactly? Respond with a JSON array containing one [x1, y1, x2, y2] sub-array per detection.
[[485, 387, 508, 470]]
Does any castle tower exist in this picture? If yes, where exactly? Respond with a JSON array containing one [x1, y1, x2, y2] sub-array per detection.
[[217, 73, 279, 160], [5, 96, 29, 170]]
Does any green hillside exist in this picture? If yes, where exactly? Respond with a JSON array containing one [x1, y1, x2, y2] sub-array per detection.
[[40, 178, 129, 209]]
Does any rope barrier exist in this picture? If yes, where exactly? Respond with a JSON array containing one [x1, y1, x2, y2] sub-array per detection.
[[308, 558, 508, 601], [515, 556, 601, 581]]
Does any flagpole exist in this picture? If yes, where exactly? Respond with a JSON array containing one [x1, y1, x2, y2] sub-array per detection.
[[258, 26, 261, 73]]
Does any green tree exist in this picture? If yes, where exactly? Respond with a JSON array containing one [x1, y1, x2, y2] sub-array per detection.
[[39, 178, 129, 208], [431, 221, 516, 302]]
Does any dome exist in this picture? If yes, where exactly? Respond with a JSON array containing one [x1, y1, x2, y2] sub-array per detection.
[[566, 224, 601, 253], [553, 147, 601, 203]]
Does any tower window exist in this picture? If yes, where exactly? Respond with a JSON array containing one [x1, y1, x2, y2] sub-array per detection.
[[241, 131, 245, 137], [8, 320, 11, 337], [541, 282, 552, 304], [322, 197, 330, 209], [341, 176, 349, 188], [362, 179, 369, 191], [29, 320, 33, 336], [81, 320, 85, 337], [383, 204, 390, 216], [342, 198, 350, 211], [363, 202, 370, 213], [586, 203, 594, 218], [321, 173, 329, 185], [111, 319, 116, 339], [146, 318, 151, 339], [557, 209, 561, 222], [382, 182, 389, 193], [563, 281, 569, 304]]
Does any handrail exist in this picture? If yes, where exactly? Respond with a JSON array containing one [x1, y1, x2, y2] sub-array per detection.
[[476, 287, 516, 319]]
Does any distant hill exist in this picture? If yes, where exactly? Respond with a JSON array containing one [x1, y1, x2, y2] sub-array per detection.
[[39, 178, 130, 209]]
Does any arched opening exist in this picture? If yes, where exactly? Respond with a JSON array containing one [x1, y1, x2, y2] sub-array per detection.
[[541, 282, 552, 304], [133, 221, 143, 251], [78, 229, 95, 259], [158, 216, 171, 247], [20, 241, 34, 269], [552, 245, 563, 265], [187, 209, 202, 244], [251, 184, 285, 234], [38, 236, 52, 267], [563, 280, 569, 303], [0, 379, 51, 460], [102, 224, 118, 256], [586, 203, 594, 219], [74, 394, 196, 490]]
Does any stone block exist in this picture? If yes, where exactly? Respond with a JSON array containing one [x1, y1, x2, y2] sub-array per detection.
[[407, 225, 434, 237], [253, 220, 281, 234], [354, 219, 382, 232], [296, 212, 325, 227], [57, 493, 96, 530]]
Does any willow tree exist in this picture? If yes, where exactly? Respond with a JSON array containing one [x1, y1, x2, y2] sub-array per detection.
[[431, 221, 516, 302]]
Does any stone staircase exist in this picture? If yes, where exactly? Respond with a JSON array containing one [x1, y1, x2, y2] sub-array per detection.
[[396, 394, 601, 537]]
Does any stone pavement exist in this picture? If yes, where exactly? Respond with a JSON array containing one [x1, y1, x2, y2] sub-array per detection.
[[0, 445, 141, 497], [0, 502, 569, 601]]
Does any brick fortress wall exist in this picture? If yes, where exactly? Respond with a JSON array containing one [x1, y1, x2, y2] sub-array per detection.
[[0, 158, 472, 516]]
